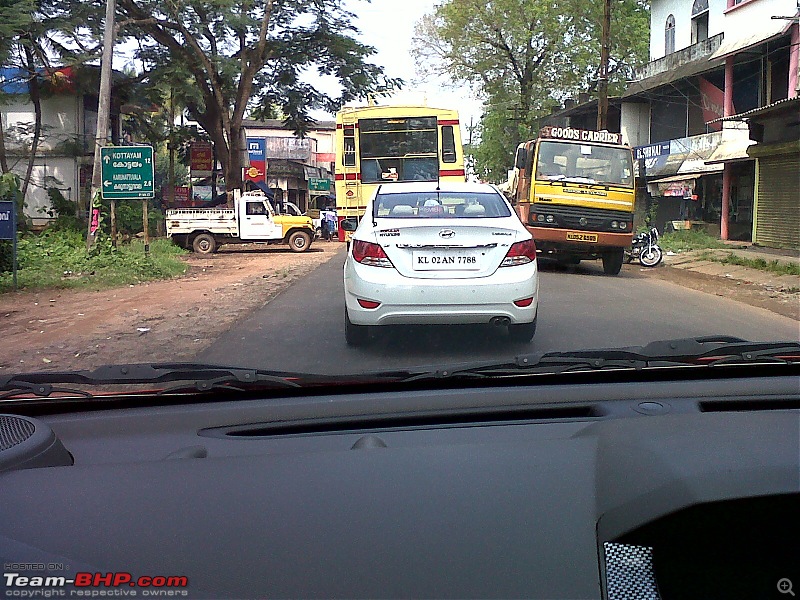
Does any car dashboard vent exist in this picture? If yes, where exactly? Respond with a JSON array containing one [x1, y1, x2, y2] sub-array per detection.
[[699, 398, 800, 412], [603, 542, 661, 600]]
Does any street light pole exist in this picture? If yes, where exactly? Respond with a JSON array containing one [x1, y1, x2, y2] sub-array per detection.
[[87, 0, 117, 251], [597, 0, 612, 131]]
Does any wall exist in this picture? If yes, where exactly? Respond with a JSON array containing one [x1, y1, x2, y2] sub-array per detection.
[[1, 95, 80, 153], [720, 0, 795, 41], [621, 102, 651, 147], [650, 0, 727, 60]]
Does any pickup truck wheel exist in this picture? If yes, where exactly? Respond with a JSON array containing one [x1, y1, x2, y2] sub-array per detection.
[[192, 233, 217, 255], [288, 230, 311, 252]]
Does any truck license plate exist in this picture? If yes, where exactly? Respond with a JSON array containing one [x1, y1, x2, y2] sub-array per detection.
[[566, 232, 598, 243]]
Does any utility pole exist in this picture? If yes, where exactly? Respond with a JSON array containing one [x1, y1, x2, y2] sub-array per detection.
[[597, 0, 611, 131], [87, 0, 117, 251], [168, 87, 175, 207]]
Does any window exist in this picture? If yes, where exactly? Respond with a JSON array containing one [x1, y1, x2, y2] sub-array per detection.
[[665, 15, 676, 55], [691, 0, 709, 44], [375, 192, 512, 218], [246, 201, 267, 216], [441, 125, 457, 163], [343, 126, 356, 167]]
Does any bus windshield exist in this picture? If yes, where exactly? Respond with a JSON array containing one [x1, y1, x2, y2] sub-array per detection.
[[359, 117, 440, 183], [535, 140, 634, 187]]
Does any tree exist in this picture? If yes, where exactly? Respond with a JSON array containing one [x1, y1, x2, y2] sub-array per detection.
[[115, 0, 401, 192], [413, 0, 649, 181]]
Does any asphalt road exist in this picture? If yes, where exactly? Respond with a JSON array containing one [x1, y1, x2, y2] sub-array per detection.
[[200, 248, 800, 375]]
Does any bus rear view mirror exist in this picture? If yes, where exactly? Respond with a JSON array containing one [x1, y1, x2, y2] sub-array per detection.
[[515, 149, 527, 169]]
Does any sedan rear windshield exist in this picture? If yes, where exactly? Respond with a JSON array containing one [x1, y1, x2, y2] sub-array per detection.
[[375, 192, 512, 218]]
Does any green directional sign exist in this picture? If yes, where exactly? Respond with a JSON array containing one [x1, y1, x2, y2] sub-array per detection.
[[101, 146, 155, 200], [308, 177, 330, 192]]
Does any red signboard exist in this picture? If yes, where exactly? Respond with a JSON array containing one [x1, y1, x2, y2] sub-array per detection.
[[698, 77, 727, 132], [190, 142, 213, 173]]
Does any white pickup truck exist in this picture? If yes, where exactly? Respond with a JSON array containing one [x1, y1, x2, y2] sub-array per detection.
[[166, 190, 316, 254]]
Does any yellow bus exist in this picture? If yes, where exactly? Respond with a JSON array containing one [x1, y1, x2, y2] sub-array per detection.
[[508, 126, 636, 275], [335, 105, 466, 241]]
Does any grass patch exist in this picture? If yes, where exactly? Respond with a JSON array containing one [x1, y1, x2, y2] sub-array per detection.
[[659, 230, 730, 252], [0, 230, 188, 293], [711, 252, 800, 277]]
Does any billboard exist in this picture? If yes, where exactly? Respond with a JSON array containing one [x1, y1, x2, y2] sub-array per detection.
[[245, 138, 266, 184]]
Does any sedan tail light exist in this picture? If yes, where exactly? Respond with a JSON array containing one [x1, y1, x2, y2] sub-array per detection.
[[352, 240, 394, 268], [501, 239, 537, 267]]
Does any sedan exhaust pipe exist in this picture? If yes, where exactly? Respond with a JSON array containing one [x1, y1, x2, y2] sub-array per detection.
[[490, 316, 511, 327]]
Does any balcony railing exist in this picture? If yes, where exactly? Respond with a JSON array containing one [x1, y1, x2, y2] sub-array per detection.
[[634, 33, 724, 81]]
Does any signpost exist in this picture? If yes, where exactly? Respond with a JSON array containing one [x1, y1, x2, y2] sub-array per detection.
[[0, 199, 17, 290], [101, 146, 155, 200], [101, 145, 154, 255]]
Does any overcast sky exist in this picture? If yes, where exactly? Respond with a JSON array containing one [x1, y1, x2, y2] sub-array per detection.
[[328, 0, 483, 129]]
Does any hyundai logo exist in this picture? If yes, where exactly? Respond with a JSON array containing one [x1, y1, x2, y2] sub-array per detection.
[[439, 229, 456, 238]]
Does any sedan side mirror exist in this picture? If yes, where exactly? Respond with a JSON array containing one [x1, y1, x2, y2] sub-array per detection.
[[340, 218, 358, 232]]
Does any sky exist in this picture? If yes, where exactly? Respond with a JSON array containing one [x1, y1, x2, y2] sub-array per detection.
[[323, 0, 485, 131]]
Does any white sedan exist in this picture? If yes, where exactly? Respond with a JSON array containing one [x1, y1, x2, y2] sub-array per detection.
[[342, 182, 539, 346]]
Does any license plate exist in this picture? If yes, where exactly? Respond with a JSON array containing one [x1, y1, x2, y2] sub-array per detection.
[[566, 232, 598, 243], [412, 250, 481, 271]]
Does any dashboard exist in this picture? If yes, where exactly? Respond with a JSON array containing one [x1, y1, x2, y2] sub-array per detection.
[[1, 371, 798, 599]]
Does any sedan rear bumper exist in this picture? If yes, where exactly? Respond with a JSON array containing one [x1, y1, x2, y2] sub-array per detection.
[[345, 260, 539, 326]]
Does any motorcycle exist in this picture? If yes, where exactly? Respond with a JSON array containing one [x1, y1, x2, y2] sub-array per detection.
[[625, 226, 663, 267]]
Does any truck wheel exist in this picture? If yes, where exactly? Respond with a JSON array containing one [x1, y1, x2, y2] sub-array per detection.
[[192, 233, 217, 255], [602, 249, 624, 275], [288, 230, 311, 252]]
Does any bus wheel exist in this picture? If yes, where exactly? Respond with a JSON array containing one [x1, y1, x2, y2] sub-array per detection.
[[192, 233, 217, 255], [602, 249, 624, 275], [288, 230, 312, 252]]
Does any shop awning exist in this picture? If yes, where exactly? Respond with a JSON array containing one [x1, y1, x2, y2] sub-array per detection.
[[705, 138, 756, 164], [649, 174, 701, 184], [678, 159, 725, 174], [709, 20, 787, 60]]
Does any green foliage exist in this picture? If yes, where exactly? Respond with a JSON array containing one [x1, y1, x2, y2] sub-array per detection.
[[114, 0, 402, 189], [113, 201, 164, 237], [0, 229, 188, 292], [413, 0, 650, 180], [660, 230, 730, 252]]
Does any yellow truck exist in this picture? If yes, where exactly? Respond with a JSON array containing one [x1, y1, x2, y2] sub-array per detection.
[[166, 190, 315, 254], [506, 127, 636, 275]]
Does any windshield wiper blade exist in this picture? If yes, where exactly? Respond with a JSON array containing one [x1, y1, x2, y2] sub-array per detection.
[[0, 363, 336, 400], [375, 337, 800, 383]]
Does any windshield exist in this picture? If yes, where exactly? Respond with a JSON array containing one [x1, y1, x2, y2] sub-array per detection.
[[535, 141, 634, 187], [375, 191, 512, 218], [0, 0, 797, 387]]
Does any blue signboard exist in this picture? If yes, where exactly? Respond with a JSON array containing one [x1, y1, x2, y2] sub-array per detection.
[[634, 142, 671, 161], [0, 201, 14, 240]]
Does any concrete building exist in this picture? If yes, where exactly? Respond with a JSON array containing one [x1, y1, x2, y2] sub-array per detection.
[[0, 66, 127, 227], [241, 119, 336, 213]]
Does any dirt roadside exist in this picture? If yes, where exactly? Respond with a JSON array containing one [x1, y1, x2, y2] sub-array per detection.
[[629, 263, 799, 321], [1, 241, 343, 374]]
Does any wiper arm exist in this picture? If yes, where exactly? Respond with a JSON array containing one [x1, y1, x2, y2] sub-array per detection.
[[372, 337, 800, 383], [0, 363, 334, 400]]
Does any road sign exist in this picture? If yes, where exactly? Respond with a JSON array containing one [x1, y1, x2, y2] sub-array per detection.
[[0, 201, 14, 240], [308, 177, 330, 192], [101, 146, 155, 199]]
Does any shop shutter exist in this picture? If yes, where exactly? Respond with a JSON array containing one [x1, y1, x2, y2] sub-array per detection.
[[755, 153, 800, 249]]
